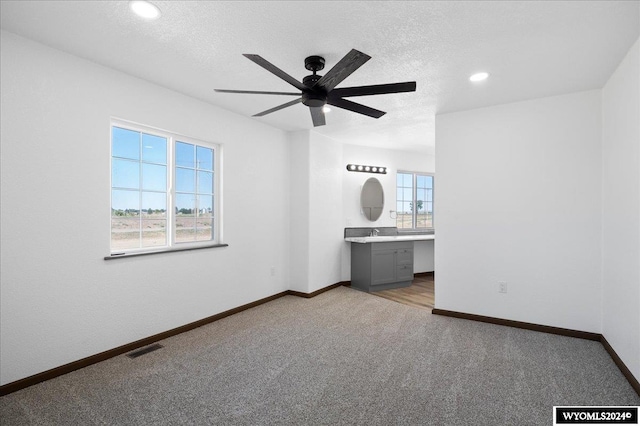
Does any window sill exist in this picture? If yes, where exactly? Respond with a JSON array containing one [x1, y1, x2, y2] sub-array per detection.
[[104, 243, 229, 260]]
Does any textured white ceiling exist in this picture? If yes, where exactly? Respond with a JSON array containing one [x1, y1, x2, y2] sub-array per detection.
[[1, 1, 638, 154]]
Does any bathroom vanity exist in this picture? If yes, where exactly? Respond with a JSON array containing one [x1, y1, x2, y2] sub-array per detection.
[[345, 233, 435, 292], [349, 240, 414, 292]]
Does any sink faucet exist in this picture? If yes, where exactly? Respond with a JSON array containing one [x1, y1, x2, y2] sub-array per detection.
[[370, 228, 380, 237]]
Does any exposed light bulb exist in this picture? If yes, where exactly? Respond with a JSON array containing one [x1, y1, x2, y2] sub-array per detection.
[[469, 72, 489, 82], [348, 165, 356, 170], [322, 106, 331, 113], [357, 165, 363, 171], [129, 1, 161, 19], [379, 167, 386, 173], [371, 167, 378, 172]]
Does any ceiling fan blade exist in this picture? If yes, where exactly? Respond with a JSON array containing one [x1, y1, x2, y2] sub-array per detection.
[[330, 81, 416, 98], [215, 89, 301, 96], [328, 97, 386, 119], [309, 107, 326, 127], [315, 49, 371, 92], [252, 98, 302, 117], [243, 54, 306, 91]]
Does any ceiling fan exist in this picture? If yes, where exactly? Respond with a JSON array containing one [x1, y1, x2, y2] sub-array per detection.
[[215, 49, 417, 127]]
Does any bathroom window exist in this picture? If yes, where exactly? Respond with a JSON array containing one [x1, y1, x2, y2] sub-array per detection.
[[396, 171, 433, 230], [110, 121, 221, 255]]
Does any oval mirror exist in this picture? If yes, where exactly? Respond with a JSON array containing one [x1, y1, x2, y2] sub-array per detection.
[[361, 177, 384, 221]]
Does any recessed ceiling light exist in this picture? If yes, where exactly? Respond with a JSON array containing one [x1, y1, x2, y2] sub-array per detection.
[[129, 1, 161, 20], [469, 72, 489, 82]]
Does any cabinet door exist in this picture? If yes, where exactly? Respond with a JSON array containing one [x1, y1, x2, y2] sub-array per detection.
[[371, 249, 397, 285]]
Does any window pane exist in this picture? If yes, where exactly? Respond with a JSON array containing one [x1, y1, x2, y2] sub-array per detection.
[[142, 163, 166, 191], [112, 159, 139, 189], [198, 195, 213, 218], [112, 189, 139, 217], [416, 213, 428, 228], [142, 229, 167, 247], [402, 188, 412, 201], [175, 193, 195, 244], [403, 173, 412, 187], [142, 192, 166, 216], [176, 168, 195, 193], [176, 193, 195, 216], [176, 228, 196, 243], [197, 171, 213, 194], [176, 141, 195, 168], [196, 217, 212, 241], [111, 233, 140, 250], [397, 213, 412, 229], [176, 219, 195, 242], [111, 217, 140, 250], [112, 127, 140, 160], [142, 216, 166, 247], [417, 189, 427, 203], [142, 133, 167, 164], [197, 146, 213, 171]]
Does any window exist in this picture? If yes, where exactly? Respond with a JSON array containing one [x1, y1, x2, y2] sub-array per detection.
[[110, 121, 220, 254], [396, 171, 434, 230]]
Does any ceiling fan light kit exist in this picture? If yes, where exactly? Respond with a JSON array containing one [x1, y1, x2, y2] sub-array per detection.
[[215, 49, 417, 127]]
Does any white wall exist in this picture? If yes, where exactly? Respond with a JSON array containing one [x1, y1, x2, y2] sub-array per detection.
[[435, 90, 603, 333], [308, 132, 343, 292], [288, 131, 310, 293], [0, 31, 291, 385], [288, 131, 344, 293], [341, 144, 435, 280], [602, 38, 640, 381]]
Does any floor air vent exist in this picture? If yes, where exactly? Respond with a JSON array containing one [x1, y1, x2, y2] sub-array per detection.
[[126, 343, 163, 358]]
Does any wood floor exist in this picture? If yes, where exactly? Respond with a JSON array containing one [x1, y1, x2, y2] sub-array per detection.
[[370, 272, 434, 310]]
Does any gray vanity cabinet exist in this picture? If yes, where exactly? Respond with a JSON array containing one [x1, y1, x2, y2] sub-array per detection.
[[351, 241, 414, 292]]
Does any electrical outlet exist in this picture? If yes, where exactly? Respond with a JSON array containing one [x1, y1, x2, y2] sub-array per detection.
[[270, 267, 276, 277], [498, 281, 508, 294]]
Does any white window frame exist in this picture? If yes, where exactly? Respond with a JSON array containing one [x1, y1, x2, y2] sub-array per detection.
[[109, 119, 223, 257], [396, 170, 434, 232]]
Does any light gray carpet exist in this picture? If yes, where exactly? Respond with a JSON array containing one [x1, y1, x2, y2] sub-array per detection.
[[1, 286, 638, 425]]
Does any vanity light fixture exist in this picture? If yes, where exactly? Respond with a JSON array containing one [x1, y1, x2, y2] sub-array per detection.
[[346, 164, 387, 174], [129, 0, 161, 20]]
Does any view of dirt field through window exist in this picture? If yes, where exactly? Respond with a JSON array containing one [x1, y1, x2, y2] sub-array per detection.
[[110, 125, 215, 252]]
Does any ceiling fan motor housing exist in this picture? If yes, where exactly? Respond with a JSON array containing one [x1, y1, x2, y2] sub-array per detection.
[[302, 70, 327, 107], [302, 89, 327, 107]]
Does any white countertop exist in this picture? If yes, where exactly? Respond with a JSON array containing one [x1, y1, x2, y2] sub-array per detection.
[[345, 234, 435, 244]]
